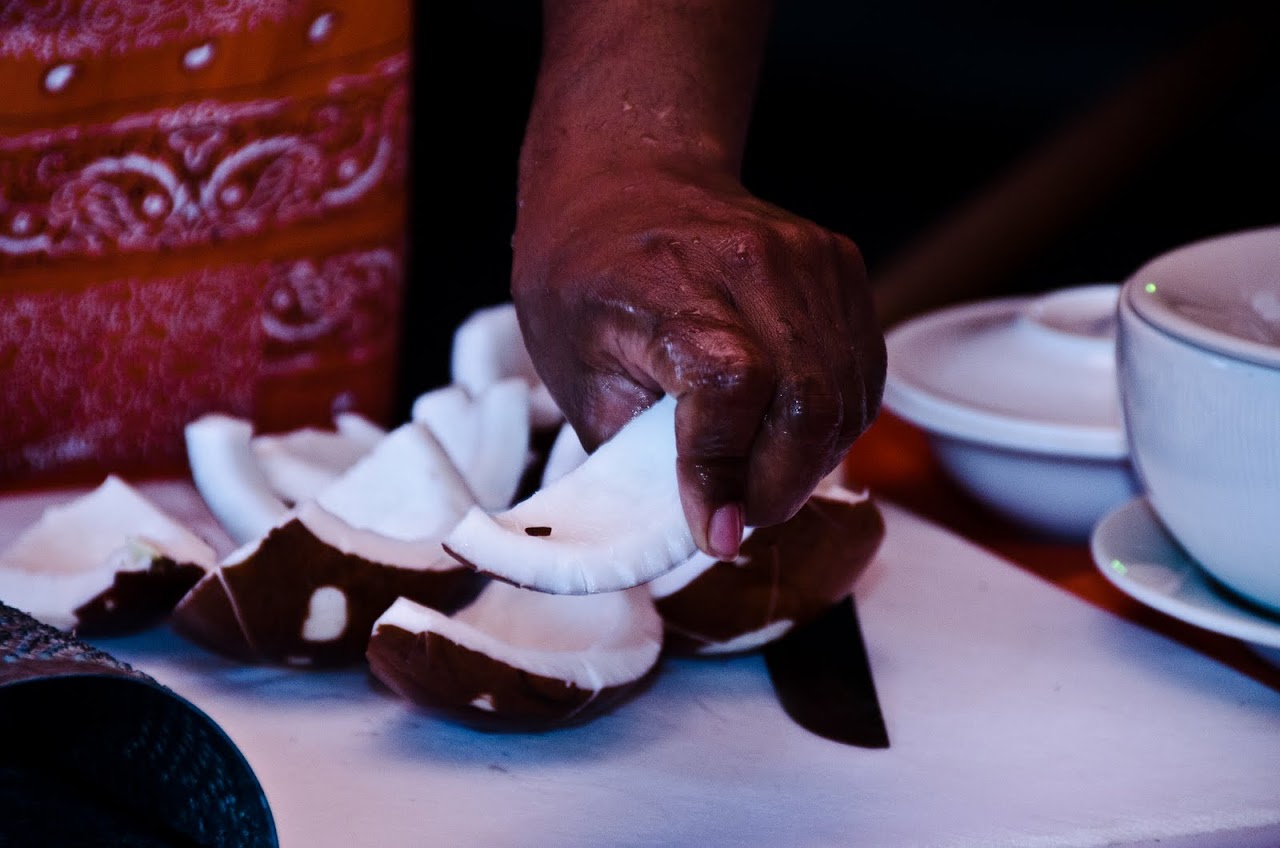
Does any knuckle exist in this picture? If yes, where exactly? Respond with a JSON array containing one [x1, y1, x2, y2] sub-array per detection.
[[704, 353, 770, 396], [831, 231, 866, 270], [776, 377, 844, 447], [657, 321, 770, 396], [723, 228, 772, 267]]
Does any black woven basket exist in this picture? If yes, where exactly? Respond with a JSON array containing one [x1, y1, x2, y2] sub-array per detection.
[[0, 602, 276, 848]]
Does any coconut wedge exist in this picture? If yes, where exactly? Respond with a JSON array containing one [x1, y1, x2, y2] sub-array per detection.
[[411, 379, 531, 512], [367, 582, 662, 730], [442, 396, 694, 594], [540, 421, 589, 487], [252, 425, 378, 506], [451, 302, 563, 430], [173, 422, 482, 666], [333, 412, 388, 449], [648, 482, 885, 655], [0, 476, 215, 635], [185, 414, 290, 545]]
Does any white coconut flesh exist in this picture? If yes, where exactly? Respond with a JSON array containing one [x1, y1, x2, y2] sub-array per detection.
[[333, 411, 387, 450], [450, 302, 563, 430], [314, 421, 475, 545], [220, 421, 478, 571], [646, 527, 759, 600], [374, 582, 662, 691], [697, 621, 796, 655], [251, 426, 376, 505], [412, 379, 532, 512], [0, 476, 215, 630], [185, 414, 290, 545], [540, 421, 589, 487], [442, 396, 695, 594], [176, 424, 483, 664]]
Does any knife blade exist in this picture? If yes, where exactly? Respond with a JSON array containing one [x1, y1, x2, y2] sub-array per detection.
[[763, 594, 890, 748]]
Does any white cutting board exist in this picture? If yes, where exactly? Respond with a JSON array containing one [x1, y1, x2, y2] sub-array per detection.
[[2, 481, 1278, 848]]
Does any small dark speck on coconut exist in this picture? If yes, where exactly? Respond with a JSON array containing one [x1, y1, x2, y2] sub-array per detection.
[[524, 526, 552, 537]]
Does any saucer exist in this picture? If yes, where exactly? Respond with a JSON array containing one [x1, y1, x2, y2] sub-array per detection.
[[1091, 496, 1280, 662]]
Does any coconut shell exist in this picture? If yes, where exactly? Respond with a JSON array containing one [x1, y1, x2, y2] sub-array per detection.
[[172, 518, 483, 667], [654, 490, 885, 655], [72, 557, 207, 637], [367, 624, 652, 731]]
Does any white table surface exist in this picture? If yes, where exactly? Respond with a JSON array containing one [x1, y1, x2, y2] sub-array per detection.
[[2, 480, 1278, 848]]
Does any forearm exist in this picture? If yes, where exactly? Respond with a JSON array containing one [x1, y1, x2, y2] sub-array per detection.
[[520, 0, 774, 200]]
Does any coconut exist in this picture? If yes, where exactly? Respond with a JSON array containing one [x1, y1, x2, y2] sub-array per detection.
[[367, 582, 662, 730], [172, 422, 483, 667], [333, 411, 387, 449], [539, 421, 589, 487], [185, 414, 290, 545], [251, 424, 378, 506], [450, 302, 563, 430], [648, 481, 885, 655], [0, 476, 214, 635], [442, 396, 696, 594], [411, 378, 532, 512]]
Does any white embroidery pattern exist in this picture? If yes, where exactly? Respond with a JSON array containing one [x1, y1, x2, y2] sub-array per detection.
[[0, 1, 301, 61], [263, 248, 401, 352], [0, 54, 408, 264]]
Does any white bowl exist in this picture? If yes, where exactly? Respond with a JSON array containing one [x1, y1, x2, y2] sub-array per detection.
[[1117, 226, 1280, 614], [884, 284, 1140, 540]]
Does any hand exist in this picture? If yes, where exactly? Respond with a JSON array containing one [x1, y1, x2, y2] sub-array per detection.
[[511, 164, 886, 560]]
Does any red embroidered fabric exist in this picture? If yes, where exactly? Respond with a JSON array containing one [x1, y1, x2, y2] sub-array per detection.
[[0, 0, 410, 486]]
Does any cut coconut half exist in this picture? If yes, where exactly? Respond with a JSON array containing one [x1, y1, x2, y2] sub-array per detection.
[[648, 482, 885, 655], [367, 581, 662, 730], [450, 302, 563, 430], [251, 425, 376, 506], [442, 396, 694, 594], [411, 379, 531, 512], [173, 422, 483, 666], [186, 414, 289, 545], [0, 476, 214, 635]]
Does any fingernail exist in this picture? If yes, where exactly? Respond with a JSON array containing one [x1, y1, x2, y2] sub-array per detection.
[[707, 503, 744, 561]]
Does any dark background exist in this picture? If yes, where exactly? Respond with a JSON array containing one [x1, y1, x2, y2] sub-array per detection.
[[404, 1, 1279, 414]]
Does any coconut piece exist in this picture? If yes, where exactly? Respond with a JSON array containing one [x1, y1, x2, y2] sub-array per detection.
[[172, 422, 483, 667], [411, 379, 531, 512], [450, 302, 563, 430], [367, 581, 662, 730], [333, 411, 387, 449], [648, 482, 885, 655], [0, 476, 214, 635], [540, 421, 589, 487], [251, 426, 375, 506], [185, 414, 290, 545], [442, 396, 694, 594]]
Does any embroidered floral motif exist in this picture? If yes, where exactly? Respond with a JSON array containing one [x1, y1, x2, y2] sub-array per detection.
[[0, 54, 408, 268], [0, 1, 301, 61]]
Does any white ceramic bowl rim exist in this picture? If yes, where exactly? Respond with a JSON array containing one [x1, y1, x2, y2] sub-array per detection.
[[1123, 226, 1280, 370], [883, 284, 1128, 460]]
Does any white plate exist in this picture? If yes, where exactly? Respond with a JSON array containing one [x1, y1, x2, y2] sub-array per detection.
[[1091, 495, 1280, 659]]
